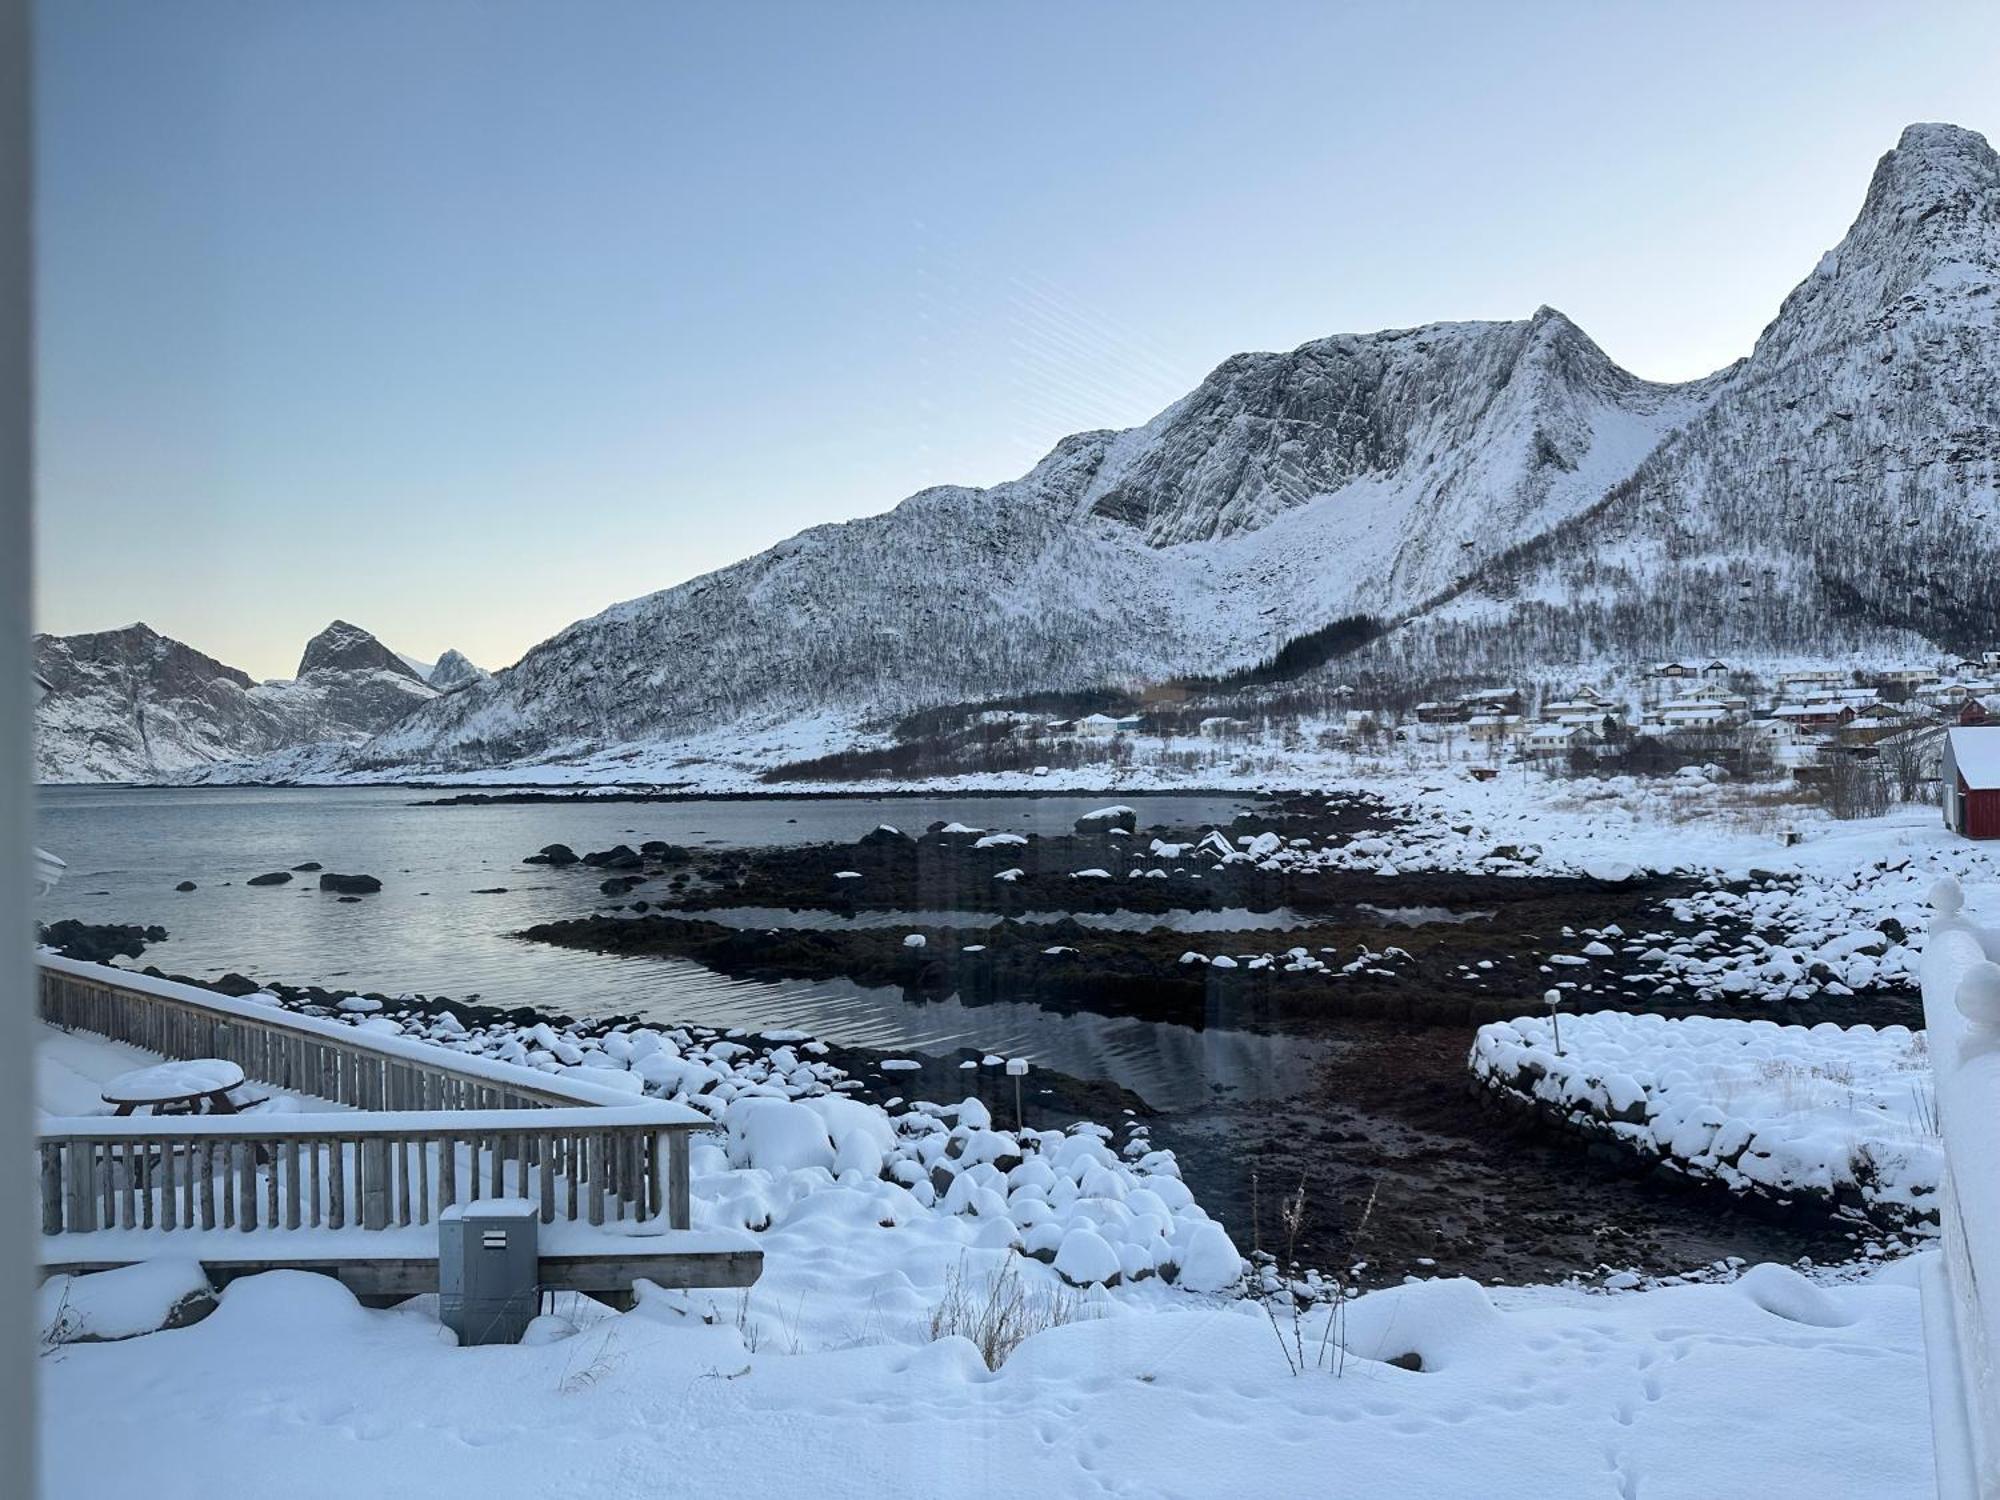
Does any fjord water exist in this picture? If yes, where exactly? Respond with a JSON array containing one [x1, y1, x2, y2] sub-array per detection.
[[33, 785, 1320, 1111]]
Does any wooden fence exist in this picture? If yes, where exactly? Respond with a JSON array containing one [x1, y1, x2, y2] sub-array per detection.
[[37, 1107, 693, 1235], [37, 959, 632, 1112], [35, 958, 710, 1237]]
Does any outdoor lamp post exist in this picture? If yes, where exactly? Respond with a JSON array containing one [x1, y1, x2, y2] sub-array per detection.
[[1545, 988, 1563, 1056], [1006, 1056, 1029, 1131]]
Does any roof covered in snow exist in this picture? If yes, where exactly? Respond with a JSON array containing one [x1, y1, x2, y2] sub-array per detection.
[[1948, 727, 2000, 790]]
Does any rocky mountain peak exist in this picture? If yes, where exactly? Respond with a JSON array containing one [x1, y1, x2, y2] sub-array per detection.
[[426, 649, 490, 692], [297, 620, 426, 682], [1870, 122, 1999, 214], [1746, 122, 1999, 373]]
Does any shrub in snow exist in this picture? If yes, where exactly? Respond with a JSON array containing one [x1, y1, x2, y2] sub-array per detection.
[[927, 1255, 1090, 1369]]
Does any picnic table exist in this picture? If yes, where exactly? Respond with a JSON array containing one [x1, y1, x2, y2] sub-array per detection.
[[100, 1059, 250, 1117]]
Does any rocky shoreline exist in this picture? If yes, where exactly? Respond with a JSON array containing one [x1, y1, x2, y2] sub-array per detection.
[[481, 794, 1919, 1278]]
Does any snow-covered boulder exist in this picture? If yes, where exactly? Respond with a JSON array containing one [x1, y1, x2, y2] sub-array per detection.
[[724, 1098, 835, 1175], [38, 1261, 213, 1344], [1174, 1222, 1243, 1292], [1053, 1228, 1122, 1287]]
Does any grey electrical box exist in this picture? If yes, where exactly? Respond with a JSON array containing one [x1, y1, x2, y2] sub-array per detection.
[[439, 1198, 540, 1346]]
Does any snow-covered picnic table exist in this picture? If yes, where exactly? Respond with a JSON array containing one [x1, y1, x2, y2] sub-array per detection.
[[100, 1059, 249, 1117]]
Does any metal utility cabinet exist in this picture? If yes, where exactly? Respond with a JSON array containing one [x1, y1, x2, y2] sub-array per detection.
[[439, 1198, 540, 1345]]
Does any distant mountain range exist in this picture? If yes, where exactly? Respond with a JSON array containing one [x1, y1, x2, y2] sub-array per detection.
[[37, 123, 2000, 783], [33, 621, 483, 783]]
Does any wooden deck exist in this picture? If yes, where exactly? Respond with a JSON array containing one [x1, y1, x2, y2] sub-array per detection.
[[42, 1230, 763, 1309], [36, 960, 762, 1304]]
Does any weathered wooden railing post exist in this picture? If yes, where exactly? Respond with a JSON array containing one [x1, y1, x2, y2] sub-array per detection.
[[668, 1132, 691, 1230], [360, 1137, 391, 1230]]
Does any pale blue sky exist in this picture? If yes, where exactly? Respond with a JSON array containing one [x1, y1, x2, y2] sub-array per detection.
[[34, 1, 2000, 678]]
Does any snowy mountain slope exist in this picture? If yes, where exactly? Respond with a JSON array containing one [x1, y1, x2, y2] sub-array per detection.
[[362, 311, 1705, 771], [98, 121, 2000, 780], [34, 621, 439, 783], [1382, 122, 2000, 676]]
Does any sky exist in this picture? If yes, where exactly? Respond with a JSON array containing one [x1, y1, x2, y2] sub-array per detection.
[[33, 0, 2000, 680]]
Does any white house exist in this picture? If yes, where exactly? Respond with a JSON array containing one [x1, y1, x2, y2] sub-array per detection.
[[1466, 713, 1525, 745], [1076, 712, 1142, 738], [1526, 724, 1586, 759], [1747, 717, 1799, 744], [1655, 705, 1733, 732]]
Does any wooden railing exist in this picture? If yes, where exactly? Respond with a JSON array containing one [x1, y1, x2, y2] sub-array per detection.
[[1918, 878, 2000, 1500], [37, 1106, 692, 1235], [37, 957, 640, 1112], [35, 958, 712, 1236]]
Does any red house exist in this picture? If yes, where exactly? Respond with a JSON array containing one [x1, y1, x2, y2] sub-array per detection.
[[1943, 727, 2000, 838]]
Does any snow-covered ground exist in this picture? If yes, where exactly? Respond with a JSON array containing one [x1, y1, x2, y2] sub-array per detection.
[[1472, 1012, 1942, 1230], [35, 763, 1973, 1494], [39, 1254, 1932, 1499]]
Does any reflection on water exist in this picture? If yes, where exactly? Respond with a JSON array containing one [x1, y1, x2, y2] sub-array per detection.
[[688, 906, 1321, 933], [32, 784, 1317, 1111], [1355, 904, 1493, 927]]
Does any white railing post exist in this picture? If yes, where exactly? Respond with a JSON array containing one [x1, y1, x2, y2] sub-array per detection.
[[1920, 883, 2000, 1500]]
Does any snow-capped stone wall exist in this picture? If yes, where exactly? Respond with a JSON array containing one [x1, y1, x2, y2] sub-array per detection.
[[1471, 1011, 1942, 1232]]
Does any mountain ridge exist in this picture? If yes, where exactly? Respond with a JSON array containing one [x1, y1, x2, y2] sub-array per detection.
[[34, 619, 439, 783], [41, 122, 2000, 782]]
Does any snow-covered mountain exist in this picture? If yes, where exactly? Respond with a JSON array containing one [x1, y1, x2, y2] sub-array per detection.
[[1385, 121, 2000, 676], [83, 123, 2000, 781], [34, 621, 439, 783], [361, 305, 1712, 770]]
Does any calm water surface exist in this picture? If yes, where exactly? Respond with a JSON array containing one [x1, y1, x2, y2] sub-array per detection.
[[34, 786, 1322, 1111]]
